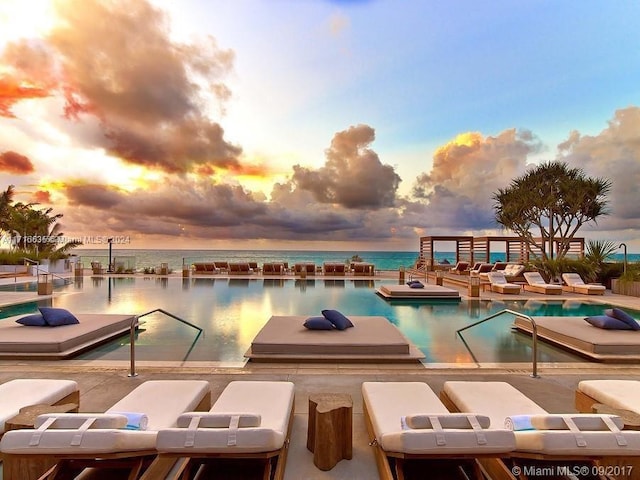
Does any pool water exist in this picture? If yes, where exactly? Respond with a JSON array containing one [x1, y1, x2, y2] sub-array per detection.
[[0, 277, 628, 363]]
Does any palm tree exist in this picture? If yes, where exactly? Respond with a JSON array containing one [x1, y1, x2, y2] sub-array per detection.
[[0, 185, 15, 232], [493, 161, 611, 262]]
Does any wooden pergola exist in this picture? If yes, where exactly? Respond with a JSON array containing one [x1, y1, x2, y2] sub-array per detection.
[[418, 236, 474, 270], [419, 235, 585, 270]]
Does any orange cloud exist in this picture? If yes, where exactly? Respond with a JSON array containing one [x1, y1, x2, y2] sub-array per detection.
[[32, 190, 51, 204], [0, 150, 35, 173], [0, 76, 50, 117]]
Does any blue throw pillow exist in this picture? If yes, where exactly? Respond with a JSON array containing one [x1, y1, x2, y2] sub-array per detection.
[[39, 307, 80, 327], [409, 281, 425, 289], [15, 313, 47, 326], [321, 309, 354, 330], [584, 315, 632, 330], [303, 316, 334, 330], [605, 308, 640, 331]]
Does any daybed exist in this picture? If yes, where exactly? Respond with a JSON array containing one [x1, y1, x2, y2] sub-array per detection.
[[513, 316, 640, 362], [0, 379, 79, 437], [0, 313, 137, 359], [149, 381, 295, 480], [562, 273, 606, 295], [441, 381, 640, 478], [0, 380, 211, 480], [377, 284, 461, 299], [487, 272, 521, 294], [246, 315, 423, 362], [523, 272, 562, 295], [363, 382, 515, 480]]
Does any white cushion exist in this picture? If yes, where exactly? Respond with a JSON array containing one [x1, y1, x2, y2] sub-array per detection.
[[0, 379, 78, 434], [515, 430, 640, 456], [443, 381, 547, 429], [363, 382, 514, 454], [578, 380, 640, 414], [156, 381, 294, 454], [106, 380, 210, 431], [0, 380, 210, 455]]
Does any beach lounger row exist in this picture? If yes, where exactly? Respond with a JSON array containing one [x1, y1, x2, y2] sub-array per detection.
[[0, 380, 294, 480], [5, 378, 640, 480]]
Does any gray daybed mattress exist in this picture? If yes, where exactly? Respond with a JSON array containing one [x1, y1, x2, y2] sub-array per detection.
[[377, 284, 460, 299], [0, 313, 135, 359], [246, 315, 424, 362], [513, 316, 640, 362]]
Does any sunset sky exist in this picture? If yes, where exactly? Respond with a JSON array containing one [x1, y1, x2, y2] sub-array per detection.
[[1, 0, 639, 252]]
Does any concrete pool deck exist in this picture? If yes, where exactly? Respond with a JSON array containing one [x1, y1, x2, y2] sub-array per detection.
[[2, 361, 640, 479], [2, 273, 640, 478]]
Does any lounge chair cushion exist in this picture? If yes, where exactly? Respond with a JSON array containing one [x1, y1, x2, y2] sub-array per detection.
[[0, 379, 78, 434], [444, 381, 640, 456], [16, 313, 47, 326], [585, 315, 633, 330], [443, 381, 547, 429], [321, 309, 354, 330], [0, 380, 210, 454], [605, 308, 640, 330], [39, 308, 79, 327], [578, 380, 640, 414], [303, 316, 334, 330], [156, 381, 294, 454], [505, 414, 624, 431], [363, 382, 515, 454]]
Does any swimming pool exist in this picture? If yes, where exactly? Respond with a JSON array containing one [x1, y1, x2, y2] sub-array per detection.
[[0, 277, 625, 363]]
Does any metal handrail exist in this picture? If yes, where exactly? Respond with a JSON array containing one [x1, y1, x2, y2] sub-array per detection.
[[128, 309, 204, 377], [22, 257, 73, 285], [456, 308, 540, 378]]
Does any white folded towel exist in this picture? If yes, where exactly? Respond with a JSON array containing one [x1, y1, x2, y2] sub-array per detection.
[[110, 412, 149, 430], [504, 415, 534, 431]]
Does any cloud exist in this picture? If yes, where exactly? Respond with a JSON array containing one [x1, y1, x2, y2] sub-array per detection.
[[1, 0, 241, 173], [0, 150, 35, 174], [292, 124, 401, 209], [557, 106, 640, 232], [31, 190, 51, 204], [409, 129, 541, 230]]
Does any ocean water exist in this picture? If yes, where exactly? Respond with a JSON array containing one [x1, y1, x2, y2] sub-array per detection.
[[73, 249, 637, 273]]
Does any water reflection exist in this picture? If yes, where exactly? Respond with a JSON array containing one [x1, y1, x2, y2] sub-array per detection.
[[30, 277, 632, 364]]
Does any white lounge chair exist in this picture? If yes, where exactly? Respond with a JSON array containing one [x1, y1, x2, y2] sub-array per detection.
[[0, 379, 79, 437], [441, 381, 640, 478], [522, 272, 562, 295], [562, 273, 606, 295], [149, 381, 295, 480], [576, 380, 640, 416], [362, 382, 515, 480], [487, 272, 521, 294], [0, 380, 211, 480]]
